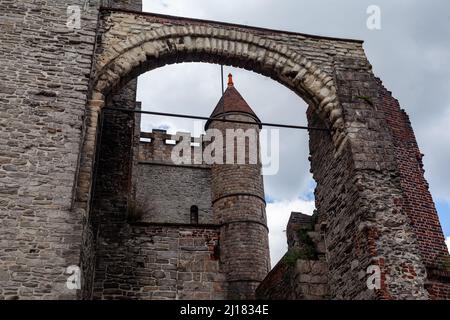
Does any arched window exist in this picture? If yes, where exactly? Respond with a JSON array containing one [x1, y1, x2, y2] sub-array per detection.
[[190, 205, 199, 224]]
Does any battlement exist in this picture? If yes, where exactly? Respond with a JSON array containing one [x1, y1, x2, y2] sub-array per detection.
[[138, 129, 207, 166], [133, 128, 214, 226]]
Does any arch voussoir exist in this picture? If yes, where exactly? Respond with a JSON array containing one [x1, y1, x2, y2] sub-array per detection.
[[93, 25, 344, 146]]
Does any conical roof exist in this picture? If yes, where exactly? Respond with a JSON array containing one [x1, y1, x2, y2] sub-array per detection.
[[205, 74, 260, 128]]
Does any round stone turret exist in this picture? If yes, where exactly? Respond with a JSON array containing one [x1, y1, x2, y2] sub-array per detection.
[[206, 74, 270, 299]]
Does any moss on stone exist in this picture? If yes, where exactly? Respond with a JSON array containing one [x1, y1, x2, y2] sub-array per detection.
[[436, 255, 450, 272], [282, 229, 318, 266]]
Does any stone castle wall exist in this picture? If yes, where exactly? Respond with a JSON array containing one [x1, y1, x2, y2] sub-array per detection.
[[1, 0, 449, 300], [0, 0, 101, 299], [89, 98, 226, 299], [134, 130, 213, 225], [135, 163, 213, 224], [85, 77, 138, 298], [256, 212, 329, 300], [374, 77, 450, 298], [92, 223, 226, 300]]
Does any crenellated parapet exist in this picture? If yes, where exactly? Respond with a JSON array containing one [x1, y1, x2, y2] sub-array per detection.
[[138, 129, 208, 166]]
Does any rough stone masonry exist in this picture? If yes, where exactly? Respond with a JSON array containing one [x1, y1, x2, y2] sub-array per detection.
[[0, 0, 449, 300]]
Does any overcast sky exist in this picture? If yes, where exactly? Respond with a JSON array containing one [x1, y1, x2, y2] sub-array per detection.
[[136, 0, 450, 264]]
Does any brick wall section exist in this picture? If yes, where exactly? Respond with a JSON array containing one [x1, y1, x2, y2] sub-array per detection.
[[426, 279, 450, 300], [375, 77, 450, 299], [327, 62, 431, 299], [376, 78, 449, 266]]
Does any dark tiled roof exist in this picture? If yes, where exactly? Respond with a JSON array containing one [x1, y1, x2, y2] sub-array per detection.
[[210, 85, 258, 119], [206, 74, 260, 128]]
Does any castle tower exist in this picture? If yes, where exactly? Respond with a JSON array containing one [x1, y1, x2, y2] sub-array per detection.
[[206, 74, 271, 299]]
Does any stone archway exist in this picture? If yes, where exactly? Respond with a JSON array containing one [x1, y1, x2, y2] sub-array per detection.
[[77, 9, 354, 217], [74, 8, 450, 300], [92, 23, 345, 139]]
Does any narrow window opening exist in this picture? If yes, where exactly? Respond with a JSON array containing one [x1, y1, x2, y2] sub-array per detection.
[[190, 205, 199, 224]]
